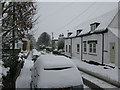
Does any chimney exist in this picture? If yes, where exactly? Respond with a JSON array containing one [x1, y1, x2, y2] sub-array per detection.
[[67, 32, 72, 37], [76, 29, 82, 36]]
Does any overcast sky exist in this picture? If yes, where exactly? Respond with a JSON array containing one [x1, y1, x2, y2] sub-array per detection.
[[31, 2, 118, 40]]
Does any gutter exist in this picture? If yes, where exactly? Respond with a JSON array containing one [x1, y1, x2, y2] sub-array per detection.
[[81, 37, 83, 61], [101, 28, 108, 65]]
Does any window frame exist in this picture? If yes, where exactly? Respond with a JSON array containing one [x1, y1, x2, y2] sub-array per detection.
[[66, 45, 67, 52], [89, 42, 97, 54], [77, 44, 80, 53], [69, 45, 71, 53], [83, 41, 87, 53]]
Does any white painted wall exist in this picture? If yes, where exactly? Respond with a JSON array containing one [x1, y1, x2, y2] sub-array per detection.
[[105, 30, 119, 66], [72, 37, 81, 60], [64, 38, 71, 57], [82, 34, 103, 64], [106, 10, 120, 67]]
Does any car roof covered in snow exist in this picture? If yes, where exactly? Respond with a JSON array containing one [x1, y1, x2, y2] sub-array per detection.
[[33, 55, 83, 88], [32, 49, 40, 56], [36, 55, 75, 69]]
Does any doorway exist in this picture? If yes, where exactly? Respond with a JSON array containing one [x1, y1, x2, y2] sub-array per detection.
[[110, 42, 115, 64]]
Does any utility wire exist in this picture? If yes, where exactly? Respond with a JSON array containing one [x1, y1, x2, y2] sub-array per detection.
[[34, 3, 74, 36], [39, 2, 74, 23], [73, 2, 99, 30], [57, 2, 96, 31]]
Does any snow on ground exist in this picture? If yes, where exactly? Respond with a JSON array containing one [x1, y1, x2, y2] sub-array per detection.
[[72, 58, 120, 84], [16, 53, 34, 88], [0, 60, 10, 87]]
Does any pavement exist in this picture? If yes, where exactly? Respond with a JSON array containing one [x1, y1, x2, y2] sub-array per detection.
[[16, 53, 34, 88]]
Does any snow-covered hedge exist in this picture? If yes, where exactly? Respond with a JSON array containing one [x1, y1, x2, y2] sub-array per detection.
[[0, 60, 10, 87]]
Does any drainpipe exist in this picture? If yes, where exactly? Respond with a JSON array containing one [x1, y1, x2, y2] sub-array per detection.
[[81, 36, 83, 61], [71, 38, 72, 58], [102, 33, 104, 65]]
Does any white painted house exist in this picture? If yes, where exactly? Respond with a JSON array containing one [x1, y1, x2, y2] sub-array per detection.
[[64, 8, 120, 68]]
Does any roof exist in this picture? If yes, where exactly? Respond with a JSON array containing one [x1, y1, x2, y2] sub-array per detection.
[[66, 8, 118, 38]]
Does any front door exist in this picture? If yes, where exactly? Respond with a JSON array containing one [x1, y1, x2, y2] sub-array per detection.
[[110, 42, 115, 64]]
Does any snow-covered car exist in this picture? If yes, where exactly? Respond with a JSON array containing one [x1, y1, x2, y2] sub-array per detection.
[[58, 49, 65, 55], [40, 51, 46, 55], [32, 49, 40, 62], [53, 49, 58, 54], [30, 55, 83, 89], [21, 50, 29, 59]]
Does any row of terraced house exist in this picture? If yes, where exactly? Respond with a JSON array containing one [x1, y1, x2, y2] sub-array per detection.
[[64, 8, 120, 68]]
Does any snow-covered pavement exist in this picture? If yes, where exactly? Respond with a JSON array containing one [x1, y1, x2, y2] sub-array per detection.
[[16, 53, 34, 88], [72, 58, 120, 87]]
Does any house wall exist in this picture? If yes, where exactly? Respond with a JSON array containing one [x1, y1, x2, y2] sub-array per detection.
[[72, 37, 81, 60], [64, 38, 72, 58], [64, 30, 119, 67], [82, 34, 103, 64], [106, 10, 120, 67], [104, 30, 119, 66]]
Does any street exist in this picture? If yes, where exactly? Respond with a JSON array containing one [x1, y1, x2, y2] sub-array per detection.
[[16, 52, 87, 89], [15, 52, 119, 89]]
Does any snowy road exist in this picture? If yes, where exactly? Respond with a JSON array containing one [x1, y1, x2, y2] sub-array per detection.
[[16, 53, 34, 88]]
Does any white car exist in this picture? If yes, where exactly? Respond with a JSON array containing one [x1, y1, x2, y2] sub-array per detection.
[[30, 55, 83, 89]]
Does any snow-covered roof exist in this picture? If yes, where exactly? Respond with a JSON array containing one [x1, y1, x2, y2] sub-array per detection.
[[68, 8, 118, 37], [33, 55, 83, 88], [79, 8, 118, 35]]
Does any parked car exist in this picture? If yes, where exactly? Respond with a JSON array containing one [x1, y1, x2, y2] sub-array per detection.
[[58, 49, 65, 55], [32, 49, 40, 62], [53, 49, 58, 54], [30, 55, 83, 89]]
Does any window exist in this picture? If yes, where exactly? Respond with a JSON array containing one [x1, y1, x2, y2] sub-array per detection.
[[91, 25, 95, 31], [83, 41, 87, 52], [93, 43, 96, 53], [69, 45, 71, 53], [90, 22, 100, 31], [89, 42, 96, 53], [66, 45, 67, 52], [77, 44, 79, 52], [89, 43, 92, 53]]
